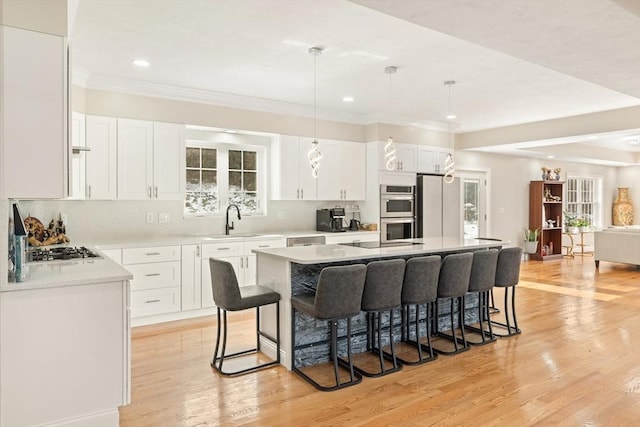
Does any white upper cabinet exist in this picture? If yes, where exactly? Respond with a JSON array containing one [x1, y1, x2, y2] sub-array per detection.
[[85, 115, 117, 200], [117, 119, 185, 200], [271, 135, 317, 200], [2, 26, 68, 199], [152, 122, 185, 200], [316, 139, 365, 201], [117, 119, 154, 200], [417, 145, 451, 174], [378, 141, 417, 172]]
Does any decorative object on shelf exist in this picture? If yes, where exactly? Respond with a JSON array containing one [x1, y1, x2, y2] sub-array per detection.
[[546, 219, 555, 229], [307, 46, 324, 178], [443, 80, 456, 184], [541, 167, 551, 180], [612, 187, 634, 226], [544, 187, 561, 202], [554, 167, 561, 180], [523, 228, 540, 254], [384, 66, 397, 171], [23, 214, 70, 247]]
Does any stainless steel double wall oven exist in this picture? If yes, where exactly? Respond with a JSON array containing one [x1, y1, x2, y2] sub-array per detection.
[[380, 185, 415, 242]]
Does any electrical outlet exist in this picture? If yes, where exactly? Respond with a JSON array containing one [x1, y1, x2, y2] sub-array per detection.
[[146, 212, 154, 223], [158, 212, 170, 223]]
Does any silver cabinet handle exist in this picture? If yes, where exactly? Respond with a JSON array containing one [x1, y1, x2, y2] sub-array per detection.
[[145, 252, 161, 256], [296, 189, 300, 199], [301, 188, 304, 199], [87, 185, 92, 199], [145, 299, 161, 304], [144, 273, 161, 277], [217, 247, 230, 251], [196, 246, 200, 257], [240, 257, 244, 268], [154, 186, 158, 199], [258, 245, 269, 248], [148, 186, 152, 199]]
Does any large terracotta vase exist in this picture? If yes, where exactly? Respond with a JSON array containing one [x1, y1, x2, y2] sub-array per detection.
[[612, 187, 634, 225]]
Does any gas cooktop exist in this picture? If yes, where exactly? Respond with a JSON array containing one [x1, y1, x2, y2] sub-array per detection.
[[27, 246, 100, 262]]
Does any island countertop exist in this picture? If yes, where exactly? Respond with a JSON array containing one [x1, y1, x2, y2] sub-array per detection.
[[252, 237, 508, 264]]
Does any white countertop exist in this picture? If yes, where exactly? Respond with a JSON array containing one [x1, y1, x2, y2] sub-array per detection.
[[1, 256, 133, 293], [252, 237, 508, 264], [93, 230, 378, 249]]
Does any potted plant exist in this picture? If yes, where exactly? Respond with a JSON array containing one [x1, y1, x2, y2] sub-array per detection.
[[577, 217, 591, 232], [523, 228, 540, 254], [564, 211, 581, 234]]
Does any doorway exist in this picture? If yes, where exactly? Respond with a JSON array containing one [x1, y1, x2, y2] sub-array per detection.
[[457, 169, 489, 239]]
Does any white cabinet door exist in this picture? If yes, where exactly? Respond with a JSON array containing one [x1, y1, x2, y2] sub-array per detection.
[[69, 112, 86, 199], [417, 146, 436, 174], [181, 245, 202, 311], [2, 26, 68, 199], [315, 139, 342, 201], [153, 122, 185, 200], [117, 119, 154, 199], [271, 135, 317, 200], [86, 115, 117, 199], [379, 142, 417, 172], [435, 149, 451, 175], [342, 142, 366, 201]]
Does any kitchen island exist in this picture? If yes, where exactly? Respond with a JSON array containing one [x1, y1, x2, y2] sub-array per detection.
[[0, 255, 132, 427], [253, 237, 508, 369]]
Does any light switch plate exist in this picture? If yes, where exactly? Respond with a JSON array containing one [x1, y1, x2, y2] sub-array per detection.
[[146, 212, 154, 223], [159, 212, 170, 223]]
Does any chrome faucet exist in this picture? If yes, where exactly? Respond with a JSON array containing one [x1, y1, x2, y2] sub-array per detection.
[[225, 204, 241, 235]]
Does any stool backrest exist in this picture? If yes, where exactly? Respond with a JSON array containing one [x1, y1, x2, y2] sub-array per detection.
[[437, 252, 473, 298], [362, 258, 406, 311], [402, 255, 441, 304], [468, 249, 499, 292], [495, 247, 523, 287], [314, 264, 367, 319], [209, 258, 241, 310]]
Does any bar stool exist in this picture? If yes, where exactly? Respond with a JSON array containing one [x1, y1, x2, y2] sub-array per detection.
[[397, 255, 441, 365], [352, 258, 406, 377], [290, 264, 367, 391], [464, 249, 499, 345], [489, 247, 523, 337], [432, 252, 473, 355], [209, 258, 281, 376]]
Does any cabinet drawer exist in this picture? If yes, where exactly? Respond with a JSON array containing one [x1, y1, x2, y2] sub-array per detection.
[[127, 261, 180, 291], [131, 287, 181, 318], [244, 238, 286, 252], [202, 241, 243, 258], [122, 246, 180, 264]]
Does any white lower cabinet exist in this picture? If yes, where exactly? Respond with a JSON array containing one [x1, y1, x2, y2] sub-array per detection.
[[122, 246, 181, 318], [181, 244, 202, 311], [324, 232, 379, 245]]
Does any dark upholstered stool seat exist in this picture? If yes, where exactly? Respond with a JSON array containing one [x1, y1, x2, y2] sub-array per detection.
[[291, 264, 367, 391], [352, 258, 405, 377], [464, 249, 499, 345], [209, 258, 281, 376], [397, 255, 441, 365], [489, 247, 523, 337], [432, 252, 473, 355]]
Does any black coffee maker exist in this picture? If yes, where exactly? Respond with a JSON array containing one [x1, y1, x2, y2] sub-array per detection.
[[316, 208, 346, 232]]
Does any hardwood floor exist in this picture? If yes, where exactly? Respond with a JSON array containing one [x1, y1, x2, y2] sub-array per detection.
[[120, 257, 640, 426]]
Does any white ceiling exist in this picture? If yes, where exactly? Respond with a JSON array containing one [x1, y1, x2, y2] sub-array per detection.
[[69, 0, 640, 164]]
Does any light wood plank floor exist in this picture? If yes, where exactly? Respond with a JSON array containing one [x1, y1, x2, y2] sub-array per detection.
[[120, 257, 640, 426]]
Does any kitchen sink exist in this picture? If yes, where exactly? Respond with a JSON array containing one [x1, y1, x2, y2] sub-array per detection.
[[199, 233, 281, 240]]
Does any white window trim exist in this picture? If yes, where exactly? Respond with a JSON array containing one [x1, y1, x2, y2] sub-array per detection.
[[184, 140, 268, 218], [565, 172, 603, 228]]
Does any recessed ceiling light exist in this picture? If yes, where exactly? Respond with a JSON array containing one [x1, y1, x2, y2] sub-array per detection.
[[547, 155, 555, 159], [586, 135, 599, 140], [342, 96, 355, 103], [224, 130, 238, 134], [133, 59, 150, 67], [629, 139, 640, 145], [446, 114, 456, 120]]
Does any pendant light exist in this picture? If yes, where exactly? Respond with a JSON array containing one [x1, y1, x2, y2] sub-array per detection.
[[308, 46, 323, 178], [384, 66, 398, 171], [443, 80, 456, 184]]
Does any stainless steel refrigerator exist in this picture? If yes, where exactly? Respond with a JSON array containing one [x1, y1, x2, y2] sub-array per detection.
[[416, 174, 462, 239]]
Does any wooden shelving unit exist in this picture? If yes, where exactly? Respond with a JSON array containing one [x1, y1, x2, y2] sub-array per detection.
[[529, 180, 564, 261]]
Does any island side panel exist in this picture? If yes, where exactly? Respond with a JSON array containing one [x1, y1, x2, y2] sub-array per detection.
[[0, 281, 129, 427], [257, 253, 292, 369]]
